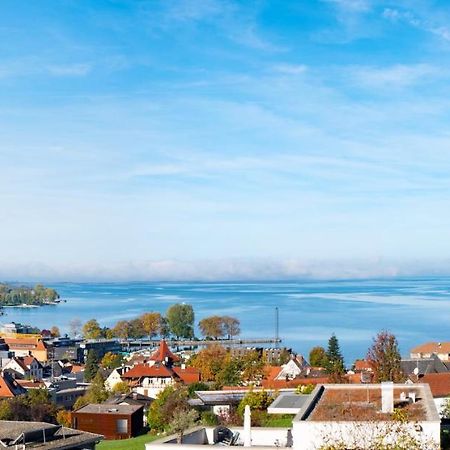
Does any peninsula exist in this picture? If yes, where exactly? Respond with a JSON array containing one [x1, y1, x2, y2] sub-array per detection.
[[0, 283, 60, 307]]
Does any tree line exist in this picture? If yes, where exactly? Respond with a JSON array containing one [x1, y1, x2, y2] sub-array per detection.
[[74, 303, 241, 341], [309, 330, 403, 383], [0, 283, 59, 306]]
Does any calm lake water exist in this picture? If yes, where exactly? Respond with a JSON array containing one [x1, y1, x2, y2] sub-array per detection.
[[3, 277, 450, 363]]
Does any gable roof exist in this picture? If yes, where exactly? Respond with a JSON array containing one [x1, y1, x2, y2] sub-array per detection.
[[122, 364, 174, 379], [411, 342, 450, 355], [172, 367, 201, 384], [0, 374, 26, 398], [402, 354, 450, 376], [150, 340, 180, 363]]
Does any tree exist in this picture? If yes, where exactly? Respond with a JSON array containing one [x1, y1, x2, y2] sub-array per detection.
[[241, 350, 267, 385], [199, 316, 224, 339], [112, 320, 131, 339], [237, 389, 274, 417], [111, 381, 131, 394], [82, 319, 103, 340], [50, 326, 60, 338], [69, 318, 82, 337], [128, 318, 146, 339], [159, 317, 171, 339], [367, 330, 404, 383], [101, 352, 123, 369], [84, 349, 99, 382], [140, 312, 162, 339], [166, 303, 194, 339], [309, 346, 329, 368], [222, 316, 240, 339], [56, 409, 71, 427], [190, 345, 228, 382], [326, 334, 345, 382], [147, 386, 176, 432], [74, 371, 109, 409], [169, 409, 199, 444]]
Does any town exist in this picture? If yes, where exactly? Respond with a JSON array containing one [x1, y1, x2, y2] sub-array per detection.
[[0, 303, 448, 449]]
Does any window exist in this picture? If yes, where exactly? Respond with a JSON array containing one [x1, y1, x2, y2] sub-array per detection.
[[116, 419, 128, 434]]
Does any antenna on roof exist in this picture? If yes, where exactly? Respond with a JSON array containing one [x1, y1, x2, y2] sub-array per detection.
[[275, 307, 279, 348]]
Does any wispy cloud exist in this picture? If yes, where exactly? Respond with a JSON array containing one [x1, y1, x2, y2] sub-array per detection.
[[383, 7, 450, 42], [349, 63, 442, 89]]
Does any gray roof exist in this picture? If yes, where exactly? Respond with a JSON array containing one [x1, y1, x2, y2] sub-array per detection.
[[0, 420, 102, 449], [268, 393, 311, 414], [192, 391, 247, 406], [105, 392, 153, 407], [401, 354, 450, 375], [75, 403, 143, 414]]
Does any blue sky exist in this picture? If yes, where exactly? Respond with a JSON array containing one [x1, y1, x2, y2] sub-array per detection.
[[2, 0, 450, 281]]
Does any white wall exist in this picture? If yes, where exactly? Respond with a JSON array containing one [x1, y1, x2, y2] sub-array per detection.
[[292, 420, 440, 450]]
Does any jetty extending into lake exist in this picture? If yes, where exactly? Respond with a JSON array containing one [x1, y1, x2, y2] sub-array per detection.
[[120, 337, 282, 350]]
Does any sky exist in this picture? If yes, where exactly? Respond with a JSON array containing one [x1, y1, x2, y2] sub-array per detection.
[[2, 0, 450, 281]]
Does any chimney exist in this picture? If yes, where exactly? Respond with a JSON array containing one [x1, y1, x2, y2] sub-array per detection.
[[381, 381, 394, 413], [181, 363, 186, 370]]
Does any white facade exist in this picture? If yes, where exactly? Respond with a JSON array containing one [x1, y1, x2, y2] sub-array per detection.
[[135, 376, 174, 398], [291, 384, 440, 450]]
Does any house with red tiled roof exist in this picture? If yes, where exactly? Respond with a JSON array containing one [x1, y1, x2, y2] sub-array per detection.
[[122, 363, 200, 398], [262, 362, 329, 389], [411, 372, 450, 414], [148, 340, 180, 366], [3, 356, 43, 380], [410, 342, 450, 362], [4, 336, 48, 362], [0, 373, 26, 398]]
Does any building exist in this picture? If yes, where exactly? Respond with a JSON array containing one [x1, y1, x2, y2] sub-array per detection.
[[122, 363, 200, 398], [104, 392, 153, 425], [72, 403, 144, 440], [410, 342, 450, 362], [79, 339, 121, 362], [0, 373, 26, 398], [45, 378, 89, 409], [105, 366, 130, 391], [3, 336, 48, 362], [3, 355, 44, 380], [402, 353, 450, 377], [0, 322, 36, 335], [46, 337, 83, 362], [0, 420, 102, 449], [291, 383, 440, 450]]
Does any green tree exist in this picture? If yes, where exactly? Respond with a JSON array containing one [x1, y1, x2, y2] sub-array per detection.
[[237, 389, 274, 416], [147, 385, 176, 432], [82, 319, 103, 339], [111, 381, 131, 394], [169, 409, 199, 444], [84, 350, 99, 382], [309, 346, 329, 367], [241, 350, 266, 384], [100, 352, 123, 369], [326, 334, 345, 382], [367, 330, 403, 383], [166, 303, 194, 339]]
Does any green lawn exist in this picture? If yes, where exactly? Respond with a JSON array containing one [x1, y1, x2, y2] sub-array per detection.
[[263, 415, 294, 427], [97, 433, 160, 450]]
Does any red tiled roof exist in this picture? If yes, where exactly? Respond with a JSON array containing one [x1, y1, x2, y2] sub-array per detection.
[[173, 367, 201, 384], [265, 366, 282, 381], [354, 359, 372, 371], [122, 364, 174, 379], [411, 342, 450, 354], [16, 379, 45, 389], [4, 337, 47, 351], [69, 364, 85, 373], [420, 373, 450, 398], [0, 375, 25, 398], [150, 340, 180, 363]]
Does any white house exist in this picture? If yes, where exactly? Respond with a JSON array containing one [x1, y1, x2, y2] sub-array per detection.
[[3, 356, 43, 380], [105, 366, 130, 391], [291, 383, 440, 450]]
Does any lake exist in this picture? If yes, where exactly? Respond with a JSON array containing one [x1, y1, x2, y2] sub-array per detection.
[[3, 277, 450, 363]]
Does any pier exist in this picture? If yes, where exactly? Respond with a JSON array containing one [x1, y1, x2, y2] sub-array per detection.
[[120, 337, 282, 350]]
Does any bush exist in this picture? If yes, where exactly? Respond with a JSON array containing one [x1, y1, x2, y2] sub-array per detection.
[[201, 411, 218, 426]]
